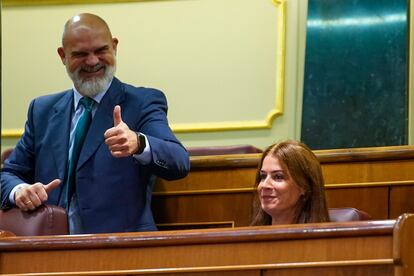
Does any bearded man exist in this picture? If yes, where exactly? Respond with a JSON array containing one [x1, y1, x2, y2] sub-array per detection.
[[0, 13, 190, 234]]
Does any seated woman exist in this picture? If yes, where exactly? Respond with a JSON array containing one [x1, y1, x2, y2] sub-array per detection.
[[251, 140, 329, 225]]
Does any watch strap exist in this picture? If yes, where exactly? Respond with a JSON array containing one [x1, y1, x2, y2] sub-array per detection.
[[135, 132, 146, 155]]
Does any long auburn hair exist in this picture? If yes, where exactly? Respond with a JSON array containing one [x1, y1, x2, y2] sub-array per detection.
[[251, 140, 329, 225]]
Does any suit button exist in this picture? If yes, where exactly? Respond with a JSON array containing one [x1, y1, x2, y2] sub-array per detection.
[[156, 159, 166, 166]]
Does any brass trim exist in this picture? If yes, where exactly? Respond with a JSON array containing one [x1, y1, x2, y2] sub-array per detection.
[[153, 180, 414, 196], [3, 0, 160, 6], [2, 0, 287, 136], [410, 0, 414, 145], [6, 259, 394, 275], [2, 129, 22, 138]]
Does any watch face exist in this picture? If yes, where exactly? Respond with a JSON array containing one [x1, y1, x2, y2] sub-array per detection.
[[137, 132, 146, 154]]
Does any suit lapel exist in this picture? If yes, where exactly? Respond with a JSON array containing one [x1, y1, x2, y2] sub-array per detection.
[[77, 78, 125, 169], [49, 91, 73, 180]]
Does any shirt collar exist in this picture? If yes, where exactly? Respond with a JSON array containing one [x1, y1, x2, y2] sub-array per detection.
[[72, 78, 113, 110]]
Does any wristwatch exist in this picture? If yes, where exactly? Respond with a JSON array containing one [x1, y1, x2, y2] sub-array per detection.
[[135, 132, 146, 155]]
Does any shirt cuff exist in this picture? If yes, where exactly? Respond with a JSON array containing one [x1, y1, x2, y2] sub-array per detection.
[[9, 183, 30, 204], [132, 133, 152, 165]]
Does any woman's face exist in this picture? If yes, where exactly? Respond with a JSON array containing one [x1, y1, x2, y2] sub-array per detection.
[[257, 154, 304, 222]]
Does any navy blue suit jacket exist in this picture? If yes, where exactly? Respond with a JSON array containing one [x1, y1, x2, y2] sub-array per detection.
[[1, 78, 190, 233]]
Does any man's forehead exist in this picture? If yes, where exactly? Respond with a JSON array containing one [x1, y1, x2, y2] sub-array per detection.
[[69, 24, 105, 35], [64, 26, 111, 45], [69, 25, 92, 35]]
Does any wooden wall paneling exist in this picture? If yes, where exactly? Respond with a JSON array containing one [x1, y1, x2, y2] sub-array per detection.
[[389, 186, 414, 219], [153, 192, 254, 228], [156, 167, 257, 191], [153, 146, 414, 227], [325, 186, 389, 219], [263, 265, 394, 276], [143, 272, 261, 276], [153, 185, 392, 229], [153, 185, 391, 229], [322, 160, 414, 184]]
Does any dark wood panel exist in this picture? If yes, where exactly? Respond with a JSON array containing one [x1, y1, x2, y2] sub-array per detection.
[[325, 187, 389, 219], [144, 271, 260, 276], [156, 167, 257, 191], [153, 193, 253, 227], [322, 160, 414, 184], [390, 186, 414, 218], [153, 186, 391, 227], [264, 265, 394, 276]]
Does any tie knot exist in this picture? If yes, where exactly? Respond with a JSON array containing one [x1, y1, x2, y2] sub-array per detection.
[[80, 97, 95, 111]]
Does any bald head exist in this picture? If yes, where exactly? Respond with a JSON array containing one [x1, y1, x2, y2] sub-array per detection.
[[62, 13, 113, 47], [58, 13, 118, 97]]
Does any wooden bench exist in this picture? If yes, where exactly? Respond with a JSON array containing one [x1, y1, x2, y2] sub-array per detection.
[[1, 214, 412, 275]]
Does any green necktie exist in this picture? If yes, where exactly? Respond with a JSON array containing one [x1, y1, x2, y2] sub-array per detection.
[[65, 97, 95, 208]]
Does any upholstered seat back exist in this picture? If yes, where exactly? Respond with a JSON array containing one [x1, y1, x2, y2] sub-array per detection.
[[1, 148, 14, 165], [0, 205, 68, 236], [329, 207, 371, 222]]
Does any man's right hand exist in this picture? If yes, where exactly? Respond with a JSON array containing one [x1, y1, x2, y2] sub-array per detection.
[[15, 179, 61, 211]]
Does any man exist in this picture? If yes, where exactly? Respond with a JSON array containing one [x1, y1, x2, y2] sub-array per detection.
[[0, 13, 190, 234]]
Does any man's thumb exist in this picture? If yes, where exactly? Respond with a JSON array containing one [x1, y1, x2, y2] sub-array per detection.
[[44, 179, 61, 193], [113, 105, 122, 126]]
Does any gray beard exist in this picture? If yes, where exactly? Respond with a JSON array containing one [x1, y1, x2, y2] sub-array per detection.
[[67, 64, 116, 97]]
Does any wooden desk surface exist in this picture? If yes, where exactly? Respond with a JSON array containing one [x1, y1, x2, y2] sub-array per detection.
[[188, 145, 414, 168]]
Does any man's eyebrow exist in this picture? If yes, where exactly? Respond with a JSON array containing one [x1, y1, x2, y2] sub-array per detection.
[[95, 45, 110, 52], [70, 45, 109, 55], [71, 50, 87, 55]]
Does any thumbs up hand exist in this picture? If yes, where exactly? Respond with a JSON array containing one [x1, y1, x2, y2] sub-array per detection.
[[113, 104, 123, 126], [104, 105, 139, 158]]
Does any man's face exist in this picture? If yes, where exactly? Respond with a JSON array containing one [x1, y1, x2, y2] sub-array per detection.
[[58, 26, 118, 97]]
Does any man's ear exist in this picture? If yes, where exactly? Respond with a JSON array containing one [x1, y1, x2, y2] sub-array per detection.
[[57, 47, 66, 65], [112, 38, 119, 54]]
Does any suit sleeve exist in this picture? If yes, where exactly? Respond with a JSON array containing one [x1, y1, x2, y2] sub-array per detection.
[[1, 100, 36, 208], [135, 89, 190, 180]]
